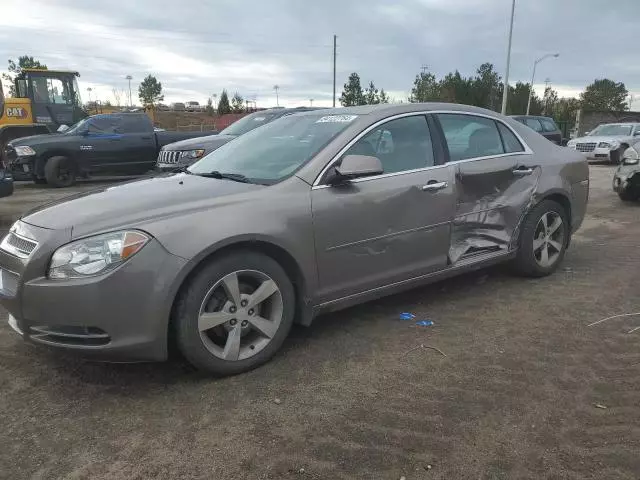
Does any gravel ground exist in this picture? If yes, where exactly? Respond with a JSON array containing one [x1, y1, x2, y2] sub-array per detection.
[[0, 166, 638, 480]]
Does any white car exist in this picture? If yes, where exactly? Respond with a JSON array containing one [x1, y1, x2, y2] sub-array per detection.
[[567, 123, 640, 163]]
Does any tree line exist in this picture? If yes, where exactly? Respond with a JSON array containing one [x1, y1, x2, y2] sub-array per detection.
[[341, 63, 631, 125]]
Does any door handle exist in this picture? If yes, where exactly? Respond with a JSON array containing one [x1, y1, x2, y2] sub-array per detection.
[[421, 181, 448, 191], [141, 136, 152, 140], [513, 166, 534, 176]]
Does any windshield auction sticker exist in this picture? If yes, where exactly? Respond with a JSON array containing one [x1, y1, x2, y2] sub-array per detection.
[[316, 115, 358, 123]]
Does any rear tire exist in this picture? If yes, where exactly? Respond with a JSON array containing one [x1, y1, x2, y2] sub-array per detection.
[[44, 156, 76, 188], [618, 190, 638, 202], [33, 177, 47, 185], [175, 251, 295, 376], [512, 199, 569, 277]]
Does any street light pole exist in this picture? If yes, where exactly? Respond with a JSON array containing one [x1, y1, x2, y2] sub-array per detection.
[[526, 53, 559, 115], [273, 85, 280, 107], [125, 75, 133, 107], [500, 0, 516, 115]]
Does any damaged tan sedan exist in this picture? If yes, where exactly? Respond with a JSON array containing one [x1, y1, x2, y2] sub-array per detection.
[[0, 104, 589, 376]]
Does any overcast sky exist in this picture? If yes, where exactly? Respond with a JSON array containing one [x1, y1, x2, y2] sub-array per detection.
[[2, 0, 639, 109]]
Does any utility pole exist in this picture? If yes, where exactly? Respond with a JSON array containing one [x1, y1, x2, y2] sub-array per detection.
[[500, 0, 516, 115], [421, 64, 429, 74], [125, 75, 133, 107], [309, 98, 314, 107], [526, 53, 559, 115], [273, 85, 280, 107], [332, 34, 337, 108]]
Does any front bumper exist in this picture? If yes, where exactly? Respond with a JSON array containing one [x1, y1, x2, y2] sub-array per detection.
[[575, 146, 612, 162], [8, 156, 36, 181], [0, 226, 187, 362], [613, 168, 639, 193]]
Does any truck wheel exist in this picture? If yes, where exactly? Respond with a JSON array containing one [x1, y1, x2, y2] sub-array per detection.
[[512, 199, 569, 277], [32, 177, 47, 185], [618, 190, 637, 202], [174, 251, 295, 376], [44, 156, 76, 188]]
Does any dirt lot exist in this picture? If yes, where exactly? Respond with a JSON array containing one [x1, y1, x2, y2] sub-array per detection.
[[0, 167, 638, 480]]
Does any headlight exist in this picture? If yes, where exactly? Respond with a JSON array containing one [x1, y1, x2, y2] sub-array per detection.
[[567, 140, 576, 148], [180, 149, 205, 159], [598, 141, 619, 149], [14, 146, 36, 156], [48, 230, 150, 279]]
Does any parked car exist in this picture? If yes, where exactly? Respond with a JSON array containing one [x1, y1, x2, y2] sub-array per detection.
[[185, 101, 201, 112], [612, 144, 640, 201], [171, 102, 186, 112], [567, 122, 640, 164], [0, 104, 589, 376], [156, 107, 323, 171], [0, 162, 13, 198], [4, 113, 214, 187], [511, 115, 563, 145]]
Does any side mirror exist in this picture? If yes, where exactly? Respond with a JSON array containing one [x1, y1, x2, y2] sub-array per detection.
[[633, 131, 640, 136], [333, 154, 383, 182], [57, 124, 70, 133]]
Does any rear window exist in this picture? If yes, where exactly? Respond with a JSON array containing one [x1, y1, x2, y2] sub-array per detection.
[[540, 118, 558, 133], [497, 123, 524, 153]]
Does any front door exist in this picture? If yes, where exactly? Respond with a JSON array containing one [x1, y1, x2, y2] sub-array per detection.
[[311, 114, 455, 302], [435, 113, 539, 263], [79, 116, 125, 173]]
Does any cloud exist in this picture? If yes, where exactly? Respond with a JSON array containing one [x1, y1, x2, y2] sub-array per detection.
[[1, 0, 639, 109]]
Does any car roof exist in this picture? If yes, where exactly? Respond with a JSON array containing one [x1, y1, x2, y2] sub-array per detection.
[[510, 115, 555, 120], [292, 102, 505, 117]]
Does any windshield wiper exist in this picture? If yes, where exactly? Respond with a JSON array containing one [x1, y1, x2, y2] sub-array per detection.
[[197, 170, 253, 183]]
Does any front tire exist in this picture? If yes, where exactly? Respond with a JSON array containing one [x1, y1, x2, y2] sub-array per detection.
[[513, 200, 569, 277], [44, 156, 76, 188], [618, 190, 638, 202], [175, 251, 295, 376]]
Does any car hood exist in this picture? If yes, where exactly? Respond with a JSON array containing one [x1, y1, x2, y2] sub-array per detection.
[[572, 135, 634, 144], [9, 133, 60, 146], [21, 173, 265, 238], [162, 134, 237, 152]]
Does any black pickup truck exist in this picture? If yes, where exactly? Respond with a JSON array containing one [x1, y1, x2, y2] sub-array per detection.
[[4, 113, 215, 187]]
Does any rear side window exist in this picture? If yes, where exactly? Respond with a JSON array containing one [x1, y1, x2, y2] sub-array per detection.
[[437, 114, 504, 161], [497, 123, 524, 153], [120, 115, 152, 133], [540, 118, 558, 132], [524, 118, 543, 133]]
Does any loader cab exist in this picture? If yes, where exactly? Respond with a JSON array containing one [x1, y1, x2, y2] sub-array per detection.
[[15, 69, 85, 131]]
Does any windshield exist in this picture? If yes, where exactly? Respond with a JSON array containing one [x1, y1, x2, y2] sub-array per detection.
[[589, 124, 633, 136], [64, 118, 90, 134], [220, 111, 282, 136], [188, 113, 358, 184]]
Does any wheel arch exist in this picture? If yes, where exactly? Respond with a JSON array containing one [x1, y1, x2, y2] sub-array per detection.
[[166, 237, 313, 355], [35, 149, 78, 179]]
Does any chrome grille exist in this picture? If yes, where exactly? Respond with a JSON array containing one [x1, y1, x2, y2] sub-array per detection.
[[576, 142, 596, 153], [157, 150, 182, 165], [0, 232, 38, 258]]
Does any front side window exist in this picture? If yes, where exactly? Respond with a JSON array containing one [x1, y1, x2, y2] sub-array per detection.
[[437, 114, 504, 161], [189, 113, 357, 184], [540, 118, 558, 132], [343, 115, 434, 174], [88, 117, 120, 134], [524, 118, 543, 132]]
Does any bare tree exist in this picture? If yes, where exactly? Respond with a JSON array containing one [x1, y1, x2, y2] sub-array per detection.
[[112, 88, 122, 107]]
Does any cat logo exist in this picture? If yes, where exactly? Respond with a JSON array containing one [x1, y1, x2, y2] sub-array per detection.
[[6, 107, 28, 119]]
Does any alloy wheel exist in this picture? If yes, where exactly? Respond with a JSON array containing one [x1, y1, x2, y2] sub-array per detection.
[[532, 211, 565, 268], [198, 270, 283, 361]]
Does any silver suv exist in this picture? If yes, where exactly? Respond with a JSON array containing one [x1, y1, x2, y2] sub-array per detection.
[[0, 104, 589, 376]]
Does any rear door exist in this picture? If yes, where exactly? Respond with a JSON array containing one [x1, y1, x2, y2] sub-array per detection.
[[311, 114, 455, 302], [434, 113, 539, 264]]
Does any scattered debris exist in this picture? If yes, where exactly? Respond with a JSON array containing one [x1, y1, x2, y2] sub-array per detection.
[[402, 344, 447, 358], [628, 325, 640, 334], [587, 312, 640, 327], [298, 468, 305, 474], [399, 312, 416, 321], [416, 320, 434, 327], [399, 476, 406, 480], [274, 398, 281, 405], [426, 464, 432, 470], [594, 403, 608, 409]]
